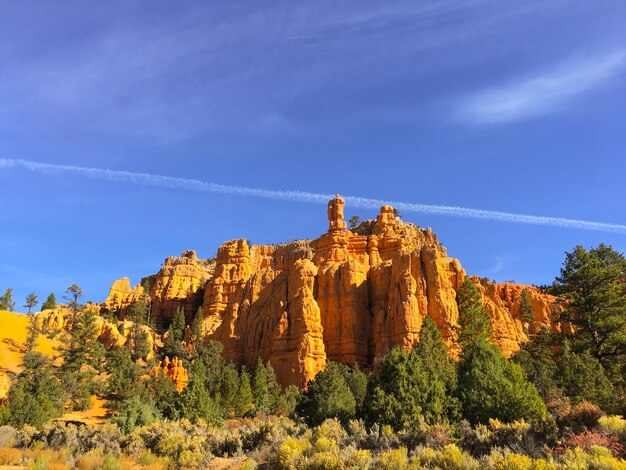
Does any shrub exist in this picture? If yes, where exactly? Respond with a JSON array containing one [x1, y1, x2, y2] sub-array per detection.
[[559, 400, 604, 431], [436, 444, 479, 469], [480, 449, 537, 470], [177, 448, 204, 467], [276, 436, 311, 469], [0, 426, 16, 448], [400, 418, 453, 450], [560, 429, 623, 457], [374, 447, 408, 470], [560, 445, 626, 469], [346, 448, 372, 469], [599, 415, 626, 437], [307, 450, 343, 469]]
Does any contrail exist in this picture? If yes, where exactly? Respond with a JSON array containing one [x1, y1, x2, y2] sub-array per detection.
[[2, 158, 625, 234]]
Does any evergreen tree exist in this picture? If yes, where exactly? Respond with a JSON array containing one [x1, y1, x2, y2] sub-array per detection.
[[161, 306, 188, 362], [365, 333, 457, 430], [144, 375, 181, 421], [64, 284, 84, 314], [557, 340, 614, 411], [219, 364, 240, 416], [338, 363, 368, 414], [127, 301, 150, 361], [113, 395, 160, 434], [23, 292, 38, 314], [105, 346, 142, 408], [41, 293, 56, 311], [60, 306, 106, 410], [191, 307, 204, 355], [520, 289, 534, 324], [8, 351, 64, 428], [348, 215, 361, 229], [24, 314, 40, 353], [553, 244, 626, 361], [277, 385, 301, 417], [233, 369, 255, 417], [180, 361, 223, 426], [0, 288, 15, 311], [513, 327, 559, 399], [252, 359, 281, 414], [456, 338, 547, 424], [297, 362, 356, 426], [456, 277, 492, 346]]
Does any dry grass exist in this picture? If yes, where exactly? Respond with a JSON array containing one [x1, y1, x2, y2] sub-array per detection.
[[0, 446, 22, 465]]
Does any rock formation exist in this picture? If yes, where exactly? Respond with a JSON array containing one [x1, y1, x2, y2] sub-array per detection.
[[103, 195, 563, 388], [103, 277, 145, 312], [104, 250, 214, 328], [149, 356, 189, 393]]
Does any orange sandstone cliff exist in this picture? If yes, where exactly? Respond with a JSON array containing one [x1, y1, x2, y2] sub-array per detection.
[[104, 195, 562, 388]]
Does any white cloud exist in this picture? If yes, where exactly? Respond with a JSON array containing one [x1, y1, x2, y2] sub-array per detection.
[[3, 158, 626, 234], [455, 50, 626, 124]]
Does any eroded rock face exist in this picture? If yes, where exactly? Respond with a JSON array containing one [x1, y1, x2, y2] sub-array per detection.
[[103, 195, 562, 387], [103, 277, 145, 312], [149, 356, 189, 393], [151, 250, 214, 328]]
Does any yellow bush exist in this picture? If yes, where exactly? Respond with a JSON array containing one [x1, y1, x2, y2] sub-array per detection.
[[561, 445, 626, 470], [346, 449, 372, 469], [413, 446, 438, 466], [155, 434, 184, 458], [485, 450, 534, 470], [599, 415, 626, 436], [178, 449, 203, 468], [0, 447, 22, 465], [314, 436, 338, 453], [436, 444, 478, 470], [308, 451, 343, 470], [241, 458, 259, 470], [315, 418, 347, 444], [277, 436, 312, 470], [375, 447, 408, 470]]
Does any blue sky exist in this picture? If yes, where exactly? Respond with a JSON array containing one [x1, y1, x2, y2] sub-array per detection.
[[1, 1, 625, 309]]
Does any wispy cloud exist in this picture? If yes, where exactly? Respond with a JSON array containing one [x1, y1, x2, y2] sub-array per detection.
[[455, 50, 626, 124], [2, 158, 626, 234]]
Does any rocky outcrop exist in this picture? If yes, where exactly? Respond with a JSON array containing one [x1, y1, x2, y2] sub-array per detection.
[[149, 356, 189, 393], [103, 277, 145, 312], [149, 250, 214, 328], [101, 195, 562, 387], [35, 307, 158, 360]]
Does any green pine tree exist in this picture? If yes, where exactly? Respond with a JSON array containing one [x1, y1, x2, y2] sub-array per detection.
[[105, 346, 143, 409], [456, 338, 547, 424], [252, 359, 281, 414], [233, 368, 255, 417], [553, 244, 626, 361], [296, 362, 356, 426], [456, 277, 492, 346], [365, 330, 457, 431], [23, 292, 38, 314], [180, 361, 223, 426], [60, 306, 106, 410], [0, 288, 15, 311], [512, 327, 559, 400], [40, 293, 56, 311], [520, 289, 535, 324], [8, 351, 64, 428], [557, 340, 615, 411], [24, 314, 40, 353]]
